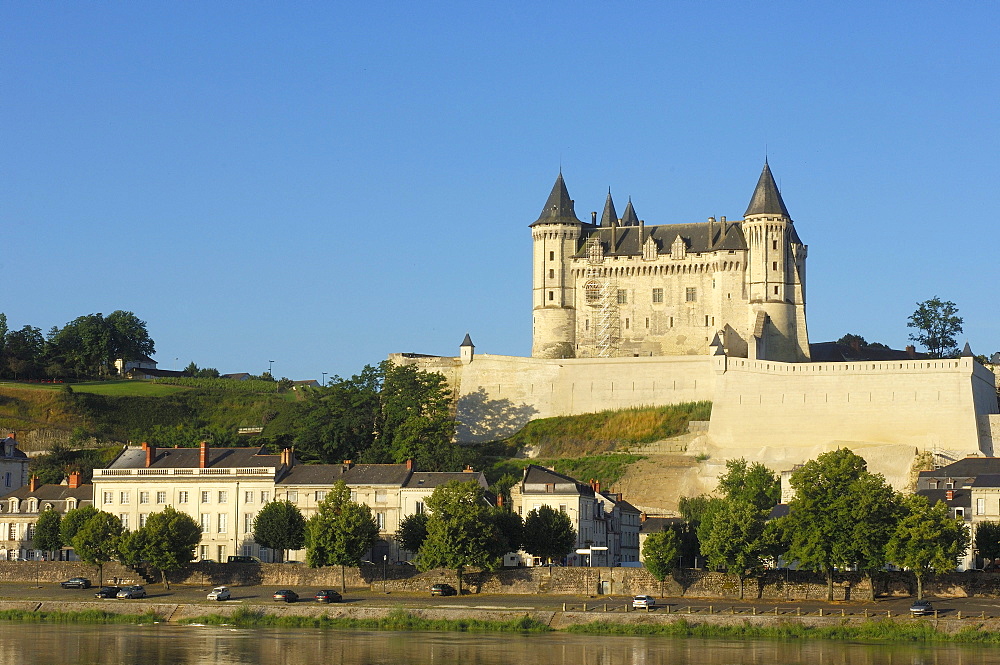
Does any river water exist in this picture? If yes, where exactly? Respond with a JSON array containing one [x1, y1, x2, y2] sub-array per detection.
[[5, 624, 1000, 665]]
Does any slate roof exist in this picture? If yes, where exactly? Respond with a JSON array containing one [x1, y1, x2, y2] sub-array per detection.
[[620, 199, 639, 226], [600, 191, 618, 228], [573, 221, 747, 258], [809, 342, 929, 362], [277, 464, 347, 485], [531, 172, 583, 226], [404, 471, 487, 489], [341, 464, 413, 486], [918, 458, 1000, 480], [638, 516, 684, 533], [1, 437, 27, 459], [745, 160, 790, 218], [917, 488, 972, 509], [970, 475, 1000, 488], [108, 445, 281, 470], [460, 333, 474, 348], [521, 465, 595, 496], [0, 483, 93, 503]]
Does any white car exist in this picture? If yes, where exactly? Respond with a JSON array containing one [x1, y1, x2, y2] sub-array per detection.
[[632, 595, 656, 609], [207, 586, 231, 601]]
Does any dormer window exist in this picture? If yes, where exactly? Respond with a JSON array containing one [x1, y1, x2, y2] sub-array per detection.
[[67, 499, 77, 510], [670, 235, 687, 260], [9, 499, 18, 513], [27, 499, 37, 512], [642, 236, 658, 261]]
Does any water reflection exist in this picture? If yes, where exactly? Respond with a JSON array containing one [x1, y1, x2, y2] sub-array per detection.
[[5, 624, 1000, 665]]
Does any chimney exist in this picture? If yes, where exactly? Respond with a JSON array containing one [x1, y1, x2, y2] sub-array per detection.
[[463, 465, 474, 473], [595, 480, 601, 493], [343, 460, 353, 473], [906, 345, 917, 358], [406, 458, 414, 471], [640, 511, 647, 522], [946, 489, 955, 501], [199, 441, 210, 469], [639, 219, 645, 245], [496, 494, 504, 507], [68, 471, 81, 489], [143, 442, 156, 468], [591, 211, 597, 224], [29, 476, 38, 492]]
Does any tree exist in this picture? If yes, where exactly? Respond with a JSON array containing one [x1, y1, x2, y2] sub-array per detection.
[[700, 500, 768, 599], [305, 481, 380, 592], [784, 448, 874, 601], [33, 509, 63, 557], [61, 505, 99, 545], [975, 521, 1000, 569], [396, 513, 429, 554], [849, 472, 903, 600], [293, 366, 380, 463], [887, 494, 970, 599], [71, 512, 123, 585], [138, 507, 202, 589], [253, 500, 306, 563], [105, 310, 155, 366], [521, 505, 575, 564], [417, 480, 508, 593], [716, 458, 780, 511], [642, 529, 681, 596], [908, 296, 963, 359], [376, 362, 458, 471]]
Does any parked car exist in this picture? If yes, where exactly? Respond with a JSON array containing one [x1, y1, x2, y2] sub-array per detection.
[[632, 595, 657, 609], [60, 577, 92, 589], [273, 589, 298, 603], [315, 589, 342, 603], [94, 586, 121, 599], [430, 583, 457, 596], [227, 556, 261, 564], [207, 586, 231, 601], [117, 585, 147, 599], [910, 600, 934, 616]]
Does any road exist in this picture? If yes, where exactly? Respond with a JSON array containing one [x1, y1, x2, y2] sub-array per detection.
[[8, 582, 1000, 618]]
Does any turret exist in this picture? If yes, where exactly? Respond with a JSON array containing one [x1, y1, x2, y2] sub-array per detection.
[[742, 161, 810, 362], [460, 333, 475, 364], [531, 173, 582, 358]]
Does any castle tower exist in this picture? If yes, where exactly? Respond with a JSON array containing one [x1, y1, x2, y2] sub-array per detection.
[[742, 161, 810, 361], [531, 173, 582, 358]]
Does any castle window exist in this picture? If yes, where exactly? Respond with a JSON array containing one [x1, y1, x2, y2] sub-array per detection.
[[549, 269, 554, 278], [670, 317, 674, 327], [548, 291, 554, 301], [617, 289, 627, 304], [772, 261, 778, 271], [652, 288, 663, 303], [645, 318, 649, 328], [549, 251, 554, 261], [585, 281, 601, 303], [585, 319, 589, 331], [774, 286, 779, 295], [686, 287, 696, 302], [705, 316, 710, 327], [625, 318, 629, 329], [772, 240, 777, 250]]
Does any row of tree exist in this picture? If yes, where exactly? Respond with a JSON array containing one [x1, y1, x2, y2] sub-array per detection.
[[0, 311, 155, 380], [643, 450, 970, 600]]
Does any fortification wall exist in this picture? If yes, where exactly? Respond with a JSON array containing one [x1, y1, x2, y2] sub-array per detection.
[[709, 356, 997, 457]]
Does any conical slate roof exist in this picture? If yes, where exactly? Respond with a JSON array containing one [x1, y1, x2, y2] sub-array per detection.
[[620, 198, 639, 227], [460, 333, 475, 348], [600, 190, 618, 227], [745, 161, 790, 218], [531, 172, 583, 226]]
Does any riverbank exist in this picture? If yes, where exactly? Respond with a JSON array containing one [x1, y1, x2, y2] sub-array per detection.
[[7, 599, 1000, 642]]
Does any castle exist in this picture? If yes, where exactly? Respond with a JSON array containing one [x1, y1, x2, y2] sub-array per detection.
[[393, 163, 999, 488], [531, 162, 809, 362]]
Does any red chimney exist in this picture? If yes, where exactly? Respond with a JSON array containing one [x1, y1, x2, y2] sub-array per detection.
[[28, 476, 38, 492], [496, 494, 504, 507], [906, 345, 916, 358], [68, 472, 81, 489], [463, 465, 474, 473], [595, 481, 601, 493], [199, 441, 210, 469], [946, 490, 955, 501], [640, 511, 647, 522], [143, 442, 156, 468], [406, 458, 414, 471]]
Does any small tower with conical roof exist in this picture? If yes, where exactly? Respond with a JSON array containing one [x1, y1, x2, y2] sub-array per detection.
[[530, 172, 583, 358], [742, 161, 810, 362], [460, 333, 475, 364]]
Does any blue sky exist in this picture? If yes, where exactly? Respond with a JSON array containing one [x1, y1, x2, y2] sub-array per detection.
[[3, 2, 998, 380]]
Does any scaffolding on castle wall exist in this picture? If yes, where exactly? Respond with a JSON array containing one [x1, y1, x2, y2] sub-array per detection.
[[585, 237, 619, 358]]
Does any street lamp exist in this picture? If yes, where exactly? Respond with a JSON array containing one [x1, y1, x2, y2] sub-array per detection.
[[268, 360, 275, 376], [322, 372, 327, 387], [383, 555, 388, 593]]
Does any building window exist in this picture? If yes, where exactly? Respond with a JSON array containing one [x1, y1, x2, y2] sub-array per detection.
[[242, 545, 252, 557], [199, 545, 209, 561], [705, 315, 710, 327], [103, 492, 113, 505], [548, 291, 554, 301], [244, 513, 253, 534], [375, 491, 387, 504], [955, 508, 965, 518], [977, 498, 986, 515], [375, 512, 385, 530], [645, 317, 649, 328], [217, 545, 226, 561], [245, 491, 254, 503], [549, 251, 554, 261], [26, 524, 35, 540], [287, 490, 298, 503], [685, 287, 696, 302], [139, 513, 148, 528], [200, 514, 210, 533], [316, 490, 327, 502], [119, 514, 129, 530], [585, 280, 601, 303], [139, 492, 149, 505], [617, 289, 627, 304], [4, 473, 9, 488], [669, 316, 674, 327], [119, 492, 130, 505], [549, 269, 554, 278], [201, 491, 210, 504], [415, 501, 424, 514], [156, 491, 166, 504], [261, 491, 270, 503], [27, 499, 37, 512], [218, 513, 227, 534], [772, 261, 778, 271], [350, 491, 358, 502], [179, 491, 189, 504], [559, 504, 567, 513], [772, 239, 777, 250], [624, 318, 629, 330], [218, 491, 227, 504], [67, 499, 77, 510], [585, 319, 589, 331], [652, 288, 663, 303], [774, 286, 779, 295], [7, 524, 15, 540]]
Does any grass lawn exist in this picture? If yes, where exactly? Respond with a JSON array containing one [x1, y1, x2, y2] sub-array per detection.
[[0, 380, 190, 397]]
